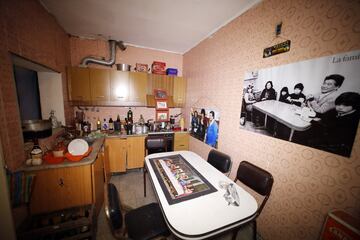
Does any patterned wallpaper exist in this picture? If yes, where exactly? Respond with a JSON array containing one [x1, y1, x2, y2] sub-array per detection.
[[183, 0, 360, 239]]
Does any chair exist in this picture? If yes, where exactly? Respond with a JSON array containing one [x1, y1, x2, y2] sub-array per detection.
[[232, 161, 274, 240], [144, 136, 167, 197], [207, 149, 232, 175], [104, 183, 170, 240]]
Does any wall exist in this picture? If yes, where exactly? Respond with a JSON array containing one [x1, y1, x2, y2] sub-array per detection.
[[69, 37, 184, 126], [0, 0, 72, 170], [183, 0, 360, 239], [70, 37, 183, 75], [38, 72, 66, 125]]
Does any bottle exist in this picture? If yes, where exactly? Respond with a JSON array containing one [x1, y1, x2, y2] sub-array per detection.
[[114, 115, 121, 131], [139, 114, 145, 125], [109, 117, 114, 131], [49, 110, 58, 128], [102, 118, 108, 131], [180, 117, 185, 131], [96, 118, 101, 130], [127, 107, 133, 122]]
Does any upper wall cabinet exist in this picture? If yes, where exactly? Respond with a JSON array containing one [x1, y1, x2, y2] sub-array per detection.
[[90, 68, 110, 104], [129, 72, 147, 105], [172, 76, 187, 107], [67, 66, 186, 107], [67, 67, 91, 102], [110, 70, 129, 103]]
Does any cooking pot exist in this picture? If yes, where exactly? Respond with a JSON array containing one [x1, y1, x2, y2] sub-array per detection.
[[116, 63, 131, 71], [22, 120, 52, 139]]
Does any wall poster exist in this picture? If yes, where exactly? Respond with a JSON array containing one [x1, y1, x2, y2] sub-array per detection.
[[240, 50, 360, 157], [190, 107, 220, 148]]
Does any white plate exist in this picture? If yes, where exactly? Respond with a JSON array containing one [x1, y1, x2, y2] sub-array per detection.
[[68, 139, 89, 156]]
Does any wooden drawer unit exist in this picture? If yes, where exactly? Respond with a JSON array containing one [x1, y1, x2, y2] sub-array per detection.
[[127, 136, 146, 169], [174, 132, 189, 151]]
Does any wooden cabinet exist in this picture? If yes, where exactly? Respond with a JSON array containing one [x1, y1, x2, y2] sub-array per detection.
[[110, 70, 129, 102], [105, 138, 127, 173], [90, 68, 110, 103], [147, 74, 174, 96], [129, 72, 147, 104], [174, 132, 189, 151], [67, 67, 91, 101], [173, 76, 187, 107], [127, 136, 146, 169], [30, 165, 93, 214]]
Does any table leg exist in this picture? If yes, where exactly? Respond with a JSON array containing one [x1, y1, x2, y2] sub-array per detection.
[[264, 114, 268, 127], [143, 168, 147, 197], [289, 129, 294, 141]]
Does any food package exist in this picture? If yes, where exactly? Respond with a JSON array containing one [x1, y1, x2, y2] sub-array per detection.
[[152, 61, 166, 75], [135, 63, 148, 72]]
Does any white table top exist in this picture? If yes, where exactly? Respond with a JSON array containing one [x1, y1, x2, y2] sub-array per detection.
[[145, 151, 258, 240], [253, 100, 312, 131]]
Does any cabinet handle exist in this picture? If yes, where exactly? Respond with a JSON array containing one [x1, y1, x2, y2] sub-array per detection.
[[117, 96, 124, 99], [59, 178, 64, 187], [96, 95, 105, 98], [76, 96, 83, 99], [179, 144, 185, 146]]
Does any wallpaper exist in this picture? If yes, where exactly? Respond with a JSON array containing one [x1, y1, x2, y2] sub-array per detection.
[[183, 0, 360, 239]]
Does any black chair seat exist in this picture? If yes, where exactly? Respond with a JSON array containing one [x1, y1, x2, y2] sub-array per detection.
[[125, 203, 169, 240], [105, 183, 170, 240]]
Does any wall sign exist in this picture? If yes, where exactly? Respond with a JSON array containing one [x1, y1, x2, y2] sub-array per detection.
[[263, 40, 291, 58]]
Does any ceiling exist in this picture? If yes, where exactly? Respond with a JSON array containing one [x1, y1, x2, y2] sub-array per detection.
[[40, 0, 261, 54]]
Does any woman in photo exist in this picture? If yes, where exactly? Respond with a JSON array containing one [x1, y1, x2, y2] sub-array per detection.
[[260, 81, 277, 101], [205, 111, 218, 147], [199, 109, 208, 140], [244, 85, 257, 111], [278, 87, 291, 104]]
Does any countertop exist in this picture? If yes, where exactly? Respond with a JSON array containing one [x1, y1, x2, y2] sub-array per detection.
[[20, 137, 105, 172], [19, 130, 189, 172]]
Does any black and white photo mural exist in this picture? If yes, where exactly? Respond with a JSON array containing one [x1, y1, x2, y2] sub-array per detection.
[[240, 50, 360, 157]]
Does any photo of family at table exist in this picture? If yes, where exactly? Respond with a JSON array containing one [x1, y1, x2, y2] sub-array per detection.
[[240, 50, 360, 157]]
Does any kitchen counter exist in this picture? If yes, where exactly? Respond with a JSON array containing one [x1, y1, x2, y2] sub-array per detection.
[[20, 137, 105, 172]]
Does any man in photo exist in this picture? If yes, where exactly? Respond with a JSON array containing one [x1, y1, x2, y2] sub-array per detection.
[[307, 74, 344, 116], [205, 111, 218, 148]]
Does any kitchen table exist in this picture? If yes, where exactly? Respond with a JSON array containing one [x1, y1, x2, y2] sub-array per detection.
[[252, 100, 312, 141], [145, 151, 257, 240]]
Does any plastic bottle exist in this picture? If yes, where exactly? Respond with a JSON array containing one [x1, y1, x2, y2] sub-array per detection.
[[102, 118, 108, 131], [180, 117, 185, 131], [114, 115, 121, 131]]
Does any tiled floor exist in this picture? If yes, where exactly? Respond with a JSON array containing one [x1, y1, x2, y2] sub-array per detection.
[[96, 170, 256, 240]]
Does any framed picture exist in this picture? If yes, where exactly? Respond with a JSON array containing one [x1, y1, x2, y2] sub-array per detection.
[[156, 100, 168, 110], [156, 110, 169, 122], [154, 89, 167, 99]]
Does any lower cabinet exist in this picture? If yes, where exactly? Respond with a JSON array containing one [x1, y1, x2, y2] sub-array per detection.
[[30, 162, 100, 215], [127, 136, 146, 169], [174, 132, 189, 151], [105, 138, 127, 173], [105, 136, 145, 172]]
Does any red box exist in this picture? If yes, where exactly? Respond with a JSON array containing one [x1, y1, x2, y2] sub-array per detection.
[[320, 210, 360, 240], [152, 61, 166, 75]]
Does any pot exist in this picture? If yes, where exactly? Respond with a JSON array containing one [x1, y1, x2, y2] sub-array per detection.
[[116, 63, 131, 71], [22, 120, 52, 140]]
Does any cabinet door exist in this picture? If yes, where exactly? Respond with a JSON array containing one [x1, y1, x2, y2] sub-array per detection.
[[30, 166, 92, 214], [147, 74, 174, 96], [174, 132, 189, 151], [105, 138, 127, 172], [127, 136, 145, 169], [173, 76, 187, 107], [92, 153, 104, 216], [90, 68, 110, 103], [129, 72, 147, 104], [67, 67, 91, 101], [110, 70, 129, 102]]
